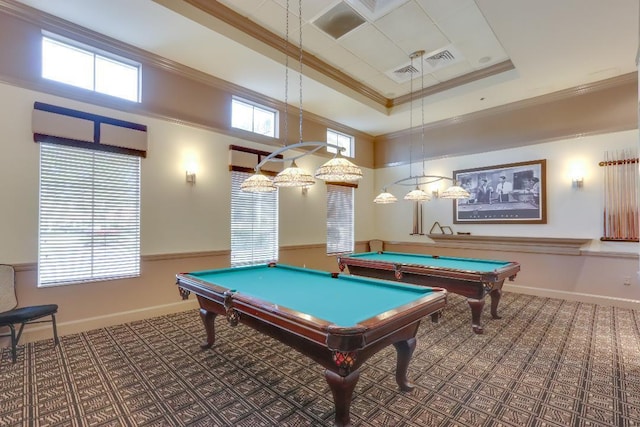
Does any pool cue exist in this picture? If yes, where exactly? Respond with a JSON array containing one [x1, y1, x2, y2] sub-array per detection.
[[603, 152, 608, 238], [605, 151, 613, 238]]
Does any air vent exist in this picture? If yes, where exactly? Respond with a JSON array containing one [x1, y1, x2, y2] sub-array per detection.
[[313, 2, 366, 40], [386, 62, 419, 84], [423, 46, 464, 72], [386, 45, 464, 83], [393, 64, 418, 76], [346, 0, 410, 21]]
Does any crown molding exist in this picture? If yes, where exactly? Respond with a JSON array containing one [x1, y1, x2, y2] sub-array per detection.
[[0, 0, 519, 115], [390, 60, 516, 107], [0, 0, 376, 141], [381, 72, 638, 141], [169, 0, 516, 111], [177, 0, 390, 109], [374, 72, 638, 168]]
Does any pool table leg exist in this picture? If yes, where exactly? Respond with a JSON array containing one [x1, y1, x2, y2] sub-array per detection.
[[467, 299, 485, 334], [325, 369, 359, 427], [489, 288, 503, 320], [393, 337, 417, 391], [199, 308, 217, 349]]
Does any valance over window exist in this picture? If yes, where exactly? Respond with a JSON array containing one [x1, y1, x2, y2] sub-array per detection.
[[32, 102, 147, 157]]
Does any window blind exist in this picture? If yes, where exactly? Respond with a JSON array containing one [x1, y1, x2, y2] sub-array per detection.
[[230, 171, 279, 266], [38, 143, 141, 286], [327, 184, 354, 255]]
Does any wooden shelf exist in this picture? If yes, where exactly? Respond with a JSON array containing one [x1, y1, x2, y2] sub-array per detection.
[[427, 234, 591, 255]]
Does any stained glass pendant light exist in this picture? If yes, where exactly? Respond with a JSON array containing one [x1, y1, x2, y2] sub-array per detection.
[[315, 155, 363, 182], [240, 171, 277, 192]]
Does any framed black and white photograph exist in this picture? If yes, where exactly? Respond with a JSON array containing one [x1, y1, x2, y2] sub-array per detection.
[[453, 159, 547, 224]]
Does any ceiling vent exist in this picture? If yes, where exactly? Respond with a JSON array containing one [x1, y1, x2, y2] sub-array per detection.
[[313, 2, 366, 40], [424, 47, 463, 72], [386, 45, 464, 83], [346, 0, 410, 21], [393, 64, 419, 76]]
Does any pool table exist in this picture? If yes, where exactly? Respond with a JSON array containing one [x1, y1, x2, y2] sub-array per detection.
[[338, 251, 520, 334], [176, 263, 447, 427]]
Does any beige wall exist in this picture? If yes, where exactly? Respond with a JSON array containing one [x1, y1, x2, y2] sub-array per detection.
[[0, 81, 377, 345], [373, 74, 637, 168], [381, 242, 639, 309], [0, 3, 638, 348], [373, 130, 639, 246], [372, 130, 640, 307]]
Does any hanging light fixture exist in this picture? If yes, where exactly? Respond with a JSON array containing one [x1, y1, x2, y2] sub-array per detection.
[[440, 184, 472, 199], [405, 51, 432, 202], [373, 188, 397, 204], [272, 0, 315, 188], [404, 186, 431, 201], [315, 156, 363, 181], [374, 50, 469, 204], [242, 0, 362, 193], [240, 171, 277, 192]]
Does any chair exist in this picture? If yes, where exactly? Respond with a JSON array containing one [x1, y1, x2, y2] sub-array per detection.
[[0, 265, 59, 363]]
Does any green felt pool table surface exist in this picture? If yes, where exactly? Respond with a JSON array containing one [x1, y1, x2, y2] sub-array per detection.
[[337, 251, 521, 334], [177, 263, 447, 427], [186, 264, 440, 327], [342, 251, 513, 272]]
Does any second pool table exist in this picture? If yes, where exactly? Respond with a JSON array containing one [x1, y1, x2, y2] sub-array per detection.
[[176, 263, 447, 426], [338, 251, 520, 334]]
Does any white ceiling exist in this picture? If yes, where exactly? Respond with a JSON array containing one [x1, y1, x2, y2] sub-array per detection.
[[12, 0, 640, 136]]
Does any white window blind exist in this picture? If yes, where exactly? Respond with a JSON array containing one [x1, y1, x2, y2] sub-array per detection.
[[327, 184, 354, 254], [230, 171, 279, 266], [38, 143, 141, 286]]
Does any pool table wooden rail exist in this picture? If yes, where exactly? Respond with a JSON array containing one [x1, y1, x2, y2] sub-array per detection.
[[337, 253, 520, 334], [176, 268, 447, 427], [176, 272, 446, 354]]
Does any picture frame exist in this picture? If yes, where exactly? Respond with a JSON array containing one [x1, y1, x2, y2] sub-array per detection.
[[453, 159, 547, 224]]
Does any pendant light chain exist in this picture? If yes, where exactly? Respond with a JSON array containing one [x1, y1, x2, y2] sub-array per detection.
[[372, 50, 470, 203], [240, 0, 363, 192], [283, 0, 289, 148], [420, 52, 426, 177], [408, 55, 414, 181], [297, 0, 303, 145]]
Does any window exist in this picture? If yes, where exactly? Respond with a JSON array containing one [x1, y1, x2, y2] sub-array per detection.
[[327, 129, 354, 158], [42, 33, 141, 102], [231, 98, 277, 137], [230, 171, 279, 266], [38, 143, 141, 287], [327, 184, 354, 254]]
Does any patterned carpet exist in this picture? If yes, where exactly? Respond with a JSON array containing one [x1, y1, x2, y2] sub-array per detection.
[[1, 292, 639, 426]]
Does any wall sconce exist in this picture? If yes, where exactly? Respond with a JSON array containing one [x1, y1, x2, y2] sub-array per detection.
[[572, 176, 584, 188], [185, 169, 196, 184]]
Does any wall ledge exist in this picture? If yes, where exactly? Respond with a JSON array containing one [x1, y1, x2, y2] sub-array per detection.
[[580, 249, 639, 259], [426, 234, 592, 255]]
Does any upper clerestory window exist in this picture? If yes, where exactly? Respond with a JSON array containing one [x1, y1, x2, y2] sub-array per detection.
[[231, 97, 277, 138], [327, 129, 354, 158], [41, 32, 141, 102]]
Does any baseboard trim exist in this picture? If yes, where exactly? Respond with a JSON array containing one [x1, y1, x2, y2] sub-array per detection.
[[5, 287, 637, 348], [6, 299, 199, 345], [504, 283, 640, 310]]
